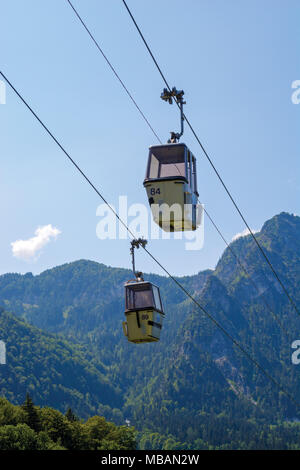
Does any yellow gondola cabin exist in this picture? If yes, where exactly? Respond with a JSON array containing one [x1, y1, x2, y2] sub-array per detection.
[[143, 143, 201, 232], [123, 279, 164, 343]]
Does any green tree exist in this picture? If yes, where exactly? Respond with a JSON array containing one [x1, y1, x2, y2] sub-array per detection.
[[0, 398, 26, 426], [39, 407, 73, 448], [22, 393, 40, 432], [0, 424, 38, 450], [65, 407, 78, 422]]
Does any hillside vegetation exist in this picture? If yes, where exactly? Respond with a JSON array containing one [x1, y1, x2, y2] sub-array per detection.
[[0, 212, 299, 449], [0, 395, 136, 450]]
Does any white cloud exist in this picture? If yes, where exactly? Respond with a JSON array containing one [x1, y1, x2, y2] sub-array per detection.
[[11, 224, 61, 261], [231, 228, 258, 242]]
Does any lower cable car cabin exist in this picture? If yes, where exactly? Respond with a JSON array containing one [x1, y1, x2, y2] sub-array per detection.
[[143, 143, 201, 232], [123, 280, 164, 343]]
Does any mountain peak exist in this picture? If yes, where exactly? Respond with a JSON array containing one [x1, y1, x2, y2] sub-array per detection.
[[261, 211, 300, 235]]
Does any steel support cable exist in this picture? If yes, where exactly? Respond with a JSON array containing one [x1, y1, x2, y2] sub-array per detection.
[[121, 0, 300, 320], [199, 201, 292, 340], [65, 0, 291, 341], [1, 70, 298, 409], [0, 71, 136, 242], [66, 0, 162, 145], [142, 244, 300, 408]]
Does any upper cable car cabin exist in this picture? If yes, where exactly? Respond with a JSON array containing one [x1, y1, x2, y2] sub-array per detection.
[[122, 280, 164, 343], [143, 143, 201, 232]]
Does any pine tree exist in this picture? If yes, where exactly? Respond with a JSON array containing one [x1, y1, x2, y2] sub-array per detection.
[[65, 407, 78, 422], [22, 393, 40, 432]]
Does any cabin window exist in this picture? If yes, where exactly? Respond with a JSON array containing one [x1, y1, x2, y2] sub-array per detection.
[[160, 159, 185, 178], [126, 286, 154, 310], [147, 145, 187, 179], [192, 157, 198, 194], [149, 154, 160, 178], [187, 151, 193, 191], [152, 285, 162, 311]]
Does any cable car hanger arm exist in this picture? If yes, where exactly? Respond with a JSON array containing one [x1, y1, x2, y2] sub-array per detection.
[[130, 238, 147, 280], [161, 87, 185, 143]]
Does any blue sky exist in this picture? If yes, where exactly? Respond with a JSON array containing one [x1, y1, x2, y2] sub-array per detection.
[[0, 0, 299, 277]]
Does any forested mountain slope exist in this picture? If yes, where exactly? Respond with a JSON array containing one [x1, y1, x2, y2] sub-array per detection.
[[0, 212, 299, 448], [0, 309, 122, 418]]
